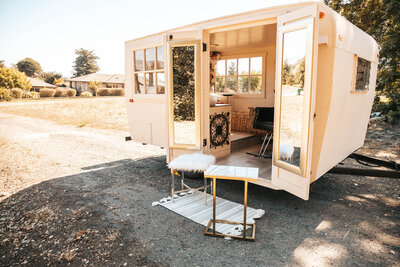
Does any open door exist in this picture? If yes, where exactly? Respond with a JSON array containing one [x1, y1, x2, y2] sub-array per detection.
[[166, 31, 205, 160], [272, 5, 319, 200]]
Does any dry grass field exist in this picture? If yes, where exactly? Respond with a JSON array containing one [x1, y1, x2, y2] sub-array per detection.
[[0, 97, 128, 132]]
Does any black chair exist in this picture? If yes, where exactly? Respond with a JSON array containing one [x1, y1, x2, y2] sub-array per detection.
[[247, 107, 274, 158]]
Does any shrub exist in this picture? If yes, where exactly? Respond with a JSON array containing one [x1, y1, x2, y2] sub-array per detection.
[[80, 91, 93, 97], [111, 88, 124, 96], [98, 88, 111, 96], [66, 88, 77, 97], [0, 66, 32, 90], [88, 80, 102, 96], [39, 88, 56, 97], [54, 88, 68, 97], [10, 88, 23, 99], [98, 88, 124, 96], [0, 88, 12, 101], [24, 91, 40, 99]]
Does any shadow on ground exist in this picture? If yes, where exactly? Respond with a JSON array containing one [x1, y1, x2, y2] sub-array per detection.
[[1, 156, 399, 266]]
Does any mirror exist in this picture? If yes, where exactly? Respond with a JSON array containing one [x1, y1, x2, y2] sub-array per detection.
[[172, 45, 196, 145], [278, 28, 307, 168]]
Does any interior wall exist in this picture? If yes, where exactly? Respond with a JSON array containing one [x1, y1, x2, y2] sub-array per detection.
[[210, 24, 277, 113], [219, 46, 276, 112]]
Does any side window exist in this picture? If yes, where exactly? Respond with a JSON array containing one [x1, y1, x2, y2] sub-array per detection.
[[133, 46, 165, 94], [354, 57, 371, 92]]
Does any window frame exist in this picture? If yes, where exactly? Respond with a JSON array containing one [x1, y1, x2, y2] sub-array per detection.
[[351, 54, 371, 94], [133, 46, 165, 95], [214, 52, 267, 98]]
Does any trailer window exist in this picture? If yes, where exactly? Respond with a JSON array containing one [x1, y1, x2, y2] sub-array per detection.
[[133, 46, 165, 94], [354, 57, 371, 92], [215, 55, 264, 94]]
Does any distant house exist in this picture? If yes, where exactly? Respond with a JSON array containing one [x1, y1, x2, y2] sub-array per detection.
[[67, 73, 125, 92], [28, 77, 57, 92]]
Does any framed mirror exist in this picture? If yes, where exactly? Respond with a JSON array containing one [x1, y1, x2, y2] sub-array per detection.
[[168, 40, 201, 148], [274, 17, 314, 176]]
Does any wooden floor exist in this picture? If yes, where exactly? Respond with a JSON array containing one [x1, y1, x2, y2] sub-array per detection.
[[230, 131, 255, 142], [216, 144, 272, 181]]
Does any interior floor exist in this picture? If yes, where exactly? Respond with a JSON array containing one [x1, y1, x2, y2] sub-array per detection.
[[230, 131, 255, 142], [216, 143, 272, 181]]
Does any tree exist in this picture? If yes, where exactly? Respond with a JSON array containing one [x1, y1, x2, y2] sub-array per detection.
[[282, 60, 294, 86], [0, 66, 32, 91], [226, 61, 237, 92], [325, 0, 400, 122], [16, 58, 42, 77], [172, 46, 195, 121], [294, 57, 305, 89], [0, 60, 4, 68], [88, 80, 102, 96], [40, 71, 62, 85], [238, 71, 262, 93], [72, 48, 100, 77], [53, 77, 64, 86]]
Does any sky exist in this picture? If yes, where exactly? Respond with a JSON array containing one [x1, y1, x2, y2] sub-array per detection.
[[0, 0, 307, 78]]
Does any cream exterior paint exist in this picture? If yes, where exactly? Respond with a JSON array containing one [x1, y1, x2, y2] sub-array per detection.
[[124, 1, 378, 200]]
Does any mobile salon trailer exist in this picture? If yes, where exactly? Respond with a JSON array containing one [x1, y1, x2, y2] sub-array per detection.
[[124, 1, 378, 200]]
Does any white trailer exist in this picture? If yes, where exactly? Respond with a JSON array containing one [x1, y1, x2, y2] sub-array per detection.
[[124, 1, 378, 200]]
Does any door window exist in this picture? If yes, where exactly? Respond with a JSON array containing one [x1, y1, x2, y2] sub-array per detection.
[[168, 40, 201, 148], [172, 45, 196, 145], [278, 28, 307, 168]]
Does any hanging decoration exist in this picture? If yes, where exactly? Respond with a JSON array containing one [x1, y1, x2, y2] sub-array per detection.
[[210, 112, 230, 149]]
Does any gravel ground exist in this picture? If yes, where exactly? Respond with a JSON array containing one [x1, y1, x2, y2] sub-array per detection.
[[0, 112, 399, 266]]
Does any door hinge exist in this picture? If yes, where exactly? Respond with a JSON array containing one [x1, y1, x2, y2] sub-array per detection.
[[169, 35, 173, 40], [203, 139, 207, 147], [202, 43, 207, 52]]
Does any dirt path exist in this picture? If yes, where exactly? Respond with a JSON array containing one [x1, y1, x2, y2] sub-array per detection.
[[0, 112, 399, 266], [0, 112, 163, 197]]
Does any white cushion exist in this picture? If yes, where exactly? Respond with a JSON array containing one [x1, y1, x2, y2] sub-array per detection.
[[168, 153, 216, 172]]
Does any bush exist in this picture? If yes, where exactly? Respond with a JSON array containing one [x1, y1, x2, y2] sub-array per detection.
[[80, 91, 93, 97], [98, 88, 125, 96], [374, 93, 400, 124], [88, 80, 102, 96], [39, 88, 56, 97], [23, 91, 40, 99], [54, 88, 68, 97], [98, 88, 111, 96], [0, 88, 12, 101], [66, 88, 76, 97], [0, 66, 32, 90], [111, 88, 124, 96], [10, 88, 23, 99]]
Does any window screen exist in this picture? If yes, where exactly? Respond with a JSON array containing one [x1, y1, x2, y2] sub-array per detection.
[[355, 57, 371, 91]]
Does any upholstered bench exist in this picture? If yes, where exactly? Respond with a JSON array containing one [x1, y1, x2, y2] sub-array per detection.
[[168, 153, 216, 204]]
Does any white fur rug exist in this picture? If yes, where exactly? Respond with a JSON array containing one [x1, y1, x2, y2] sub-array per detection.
[[153, 191, 265, 237], [168, 153, 216, 172]]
